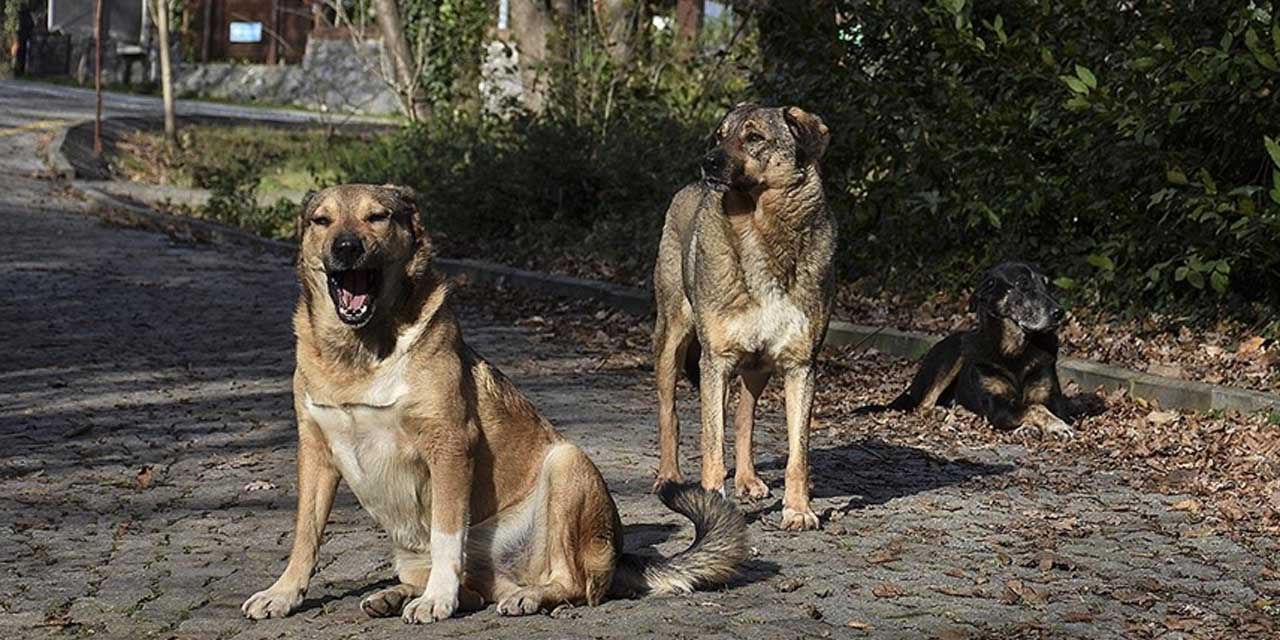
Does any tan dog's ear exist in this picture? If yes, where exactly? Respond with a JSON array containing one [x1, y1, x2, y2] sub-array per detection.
[[783, 106, 831, 163], [382, 184, 426, 244], [296, 190, 320, 243]]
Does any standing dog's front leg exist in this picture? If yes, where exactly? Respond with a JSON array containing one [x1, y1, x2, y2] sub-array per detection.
[[403, 432, 474, 624], [243, 410, 340, 619], [698, 353, 733, 494], [780, 366, 820, 531]]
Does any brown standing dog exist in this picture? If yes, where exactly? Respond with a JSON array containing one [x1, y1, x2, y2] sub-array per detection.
[[652, 104, 836, 531], [242, 184, 747, 624]]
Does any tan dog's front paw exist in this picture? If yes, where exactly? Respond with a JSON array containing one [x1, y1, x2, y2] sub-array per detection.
[[734, 475, 770, 500], [402, 590, 457, 624], [779, 507, 820, 531], [241, 586, 304, 620]]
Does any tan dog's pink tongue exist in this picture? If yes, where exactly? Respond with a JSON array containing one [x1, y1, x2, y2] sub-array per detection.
[[339, 271, 369, 311]]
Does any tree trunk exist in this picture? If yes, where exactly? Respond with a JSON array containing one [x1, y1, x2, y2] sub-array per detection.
[[153, 0, 177, 148], [508, 0, 550, 111], [595, 0, 638, 66], [372, 0, 431, 122], [675, 0, 702, 61]]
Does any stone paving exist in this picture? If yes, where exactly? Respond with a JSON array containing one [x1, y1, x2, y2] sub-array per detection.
[[1, 86, 1278, 640]]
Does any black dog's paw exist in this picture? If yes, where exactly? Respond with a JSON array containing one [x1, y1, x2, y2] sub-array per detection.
[[1067, 393, 1107, 418]]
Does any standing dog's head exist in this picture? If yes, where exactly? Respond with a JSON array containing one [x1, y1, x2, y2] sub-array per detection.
[[700, 104, 830, 193], [970, 262, 1065, 334], [296, 184, 429, 329]]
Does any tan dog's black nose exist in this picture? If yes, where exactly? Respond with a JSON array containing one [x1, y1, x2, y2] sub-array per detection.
[[331, 234, 365, 268]]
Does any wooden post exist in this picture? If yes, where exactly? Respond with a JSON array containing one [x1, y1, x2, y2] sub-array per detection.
[[154, 0, 177, 147], [93, 0, 103, 157], [266, 0, 279, 64], [201, 0, 213, 63]]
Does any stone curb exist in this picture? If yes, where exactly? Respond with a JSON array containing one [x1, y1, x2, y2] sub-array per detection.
[[45, 124, 76, 180], [64, 168, 1280, 417]]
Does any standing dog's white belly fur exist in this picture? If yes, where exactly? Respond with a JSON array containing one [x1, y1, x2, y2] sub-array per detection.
[[305, 396, 432, 552], [722, 232, 810, 361], [723, 288, 808, 360]]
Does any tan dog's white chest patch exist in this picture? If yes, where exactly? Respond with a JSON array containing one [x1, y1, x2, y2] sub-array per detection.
[[304, 324, 432, 551]]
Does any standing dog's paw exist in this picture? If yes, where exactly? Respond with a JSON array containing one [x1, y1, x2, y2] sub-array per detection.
[[652, 468, 684, 493], [734, 475, 770, 500], [779, 507, 821, 531], [241, 586, 304, 620], [402, 590, 458, 624]]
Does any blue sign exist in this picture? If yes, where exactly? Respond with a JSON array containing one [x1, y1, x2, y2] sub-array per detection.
[[229, 21, 263, 44]]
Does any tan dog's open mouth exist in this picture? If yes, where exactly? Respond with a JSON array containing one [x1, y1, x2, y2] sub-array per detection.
[[327, 268, 381, 326]]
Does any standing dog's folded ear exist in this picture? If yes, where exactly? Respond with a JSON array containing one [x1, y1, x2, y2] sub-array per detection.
[[783, 107, 831, 164]]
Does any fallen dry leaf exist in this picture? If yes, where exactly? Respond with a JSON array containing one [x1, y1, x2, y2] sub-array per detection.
[[134, 466, 154, 490], [243, 480, 276, 492], [872, 582, 906, 599], [846, 620, 872, 631], [1238, 336, 1266, 356], [1001, 579, 1047, 605], [867, 546, 902, 565], [1060, 610, 1095, 623], [1170, 498, 1201, 512], [1146, 410, 1179, 426]]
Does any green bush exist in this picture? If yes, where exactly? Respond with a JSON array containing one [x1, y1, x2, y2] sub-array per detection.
[[780, 0, 1279, 324], [332, 1, 1278, 329]]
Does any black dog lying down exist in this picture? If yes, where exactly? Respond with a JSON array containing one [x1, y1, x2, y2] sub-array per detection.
[[858, 262, 1103, 437]]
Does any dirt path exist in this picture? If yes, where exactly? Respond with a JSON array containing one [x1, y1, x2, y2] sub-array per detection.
[[1, 162, 1277, 638]]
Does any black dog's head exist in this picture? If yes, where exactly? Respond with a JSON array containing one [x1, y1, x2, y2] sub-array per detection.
[[970, 262, 1065, 334], [700, 103, 830, 193]]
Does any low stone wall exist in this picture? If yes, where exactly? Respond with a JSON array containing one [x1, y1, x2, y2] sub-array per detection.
[[175, 37, 400, 116]]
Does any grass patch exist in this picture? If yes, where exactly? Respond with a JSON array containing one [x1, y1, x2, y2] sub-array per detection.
[[114, 124, 387, 239], [115, 125, 372, 195]]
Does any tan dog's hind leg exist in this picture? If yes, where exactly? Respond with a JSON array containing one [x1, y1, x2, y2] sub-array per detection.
[[654, 317, 693, 489], [698, 356, 733, 494], [242, 414, 340, 619], [497, 445, 618, 616], [402, 435, 474, 624], [780, 367, 820, 531], [733, 371, 771, 499]]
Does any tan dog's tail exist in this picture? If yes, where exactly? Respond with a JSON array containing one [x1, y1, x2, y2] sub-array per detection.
[[609, 483, 748, 597]]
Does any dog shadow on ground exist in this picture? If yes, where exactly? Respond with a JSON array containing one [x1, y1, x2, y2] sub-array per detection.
[[749, 437, 1013, 522]]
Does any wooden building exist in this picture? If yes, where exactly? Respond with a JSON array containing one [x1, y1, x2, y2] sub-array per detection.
[[186, 0, 315, 64]]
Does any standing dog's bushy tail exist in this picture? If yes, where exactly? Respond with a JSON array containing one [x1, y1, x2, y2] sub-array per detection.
[[609, 483, 748, 597]]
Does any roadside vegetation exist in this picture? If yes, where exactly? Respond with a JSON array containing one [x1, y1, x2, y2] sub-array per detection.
[[114, 125, 385, 238]]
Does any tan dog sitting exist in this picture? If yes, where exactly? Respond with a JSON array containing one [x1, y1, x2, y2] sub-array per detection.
[[242, 184, 747, 624], [652, 105, 836, 531]]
